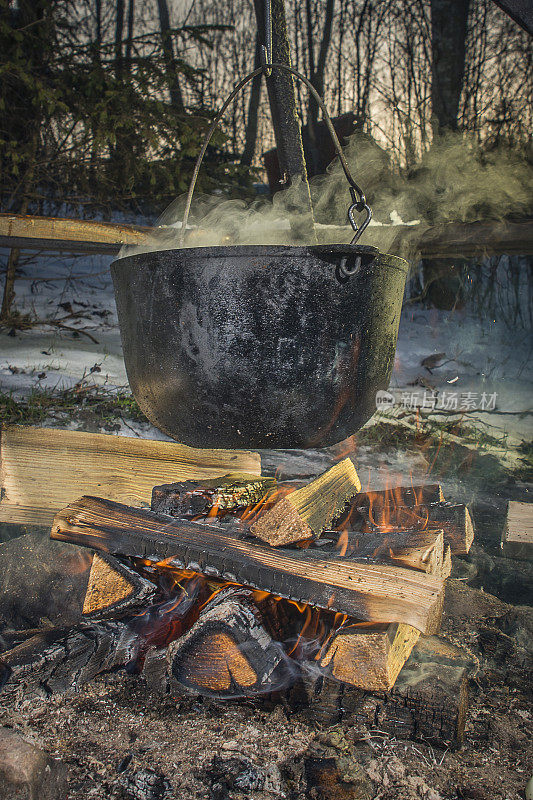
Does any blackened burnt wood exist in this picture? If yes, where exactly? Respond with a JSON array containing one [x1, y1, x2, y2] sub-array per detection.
[[0, 621, 136, 701], [51, 496, 444, 634], [151, 475, 276, 518], [353, 635, 472, 747]]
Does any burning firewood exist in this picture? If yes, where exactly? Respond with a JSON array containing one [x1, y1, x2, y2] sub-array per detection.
[[353, 483, 445, 510], [144, 588, 288, 699], [83, 553, 156, 618], [51, 496, 444, 634], [151, 474, 276, 518], [325, 528, 447, 576], [250, 459, 361, 546], [360, 500, 474, 555]]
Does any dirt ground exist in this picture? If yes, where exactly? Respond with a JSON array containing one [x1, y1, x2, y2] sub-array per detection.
[[1, 581, 531, 800]]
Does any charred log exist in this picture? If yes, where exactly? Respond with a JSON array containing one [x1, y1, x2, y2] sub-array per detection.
[[51, 496, 444, 633]]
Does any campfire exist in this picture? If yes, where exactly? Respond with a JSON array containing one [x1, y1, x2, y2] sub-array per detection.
[[1, 458, 475, 748]]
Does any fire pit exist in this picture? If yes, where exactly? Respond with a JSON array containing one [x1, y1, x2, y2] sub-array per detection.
[[1, 461, 475, 747]]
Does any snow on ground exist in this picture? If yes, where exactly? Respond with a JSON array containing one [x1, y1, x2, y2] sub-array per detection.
[[1, 247, 531, 474]]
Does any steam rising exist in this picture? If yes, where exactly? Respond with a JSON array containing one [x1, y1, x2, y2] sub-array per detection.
[[120, 132, 532, 259]]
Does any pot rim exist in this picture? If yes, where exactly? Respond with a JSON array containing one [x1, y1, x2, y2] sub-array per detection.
[[113, 243, 409, 273]]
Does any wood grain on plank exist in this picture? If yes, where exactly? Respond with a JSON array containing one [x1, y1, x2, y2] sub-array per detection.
[[0, 425, 261, 526], [501, 501, 533, 560]]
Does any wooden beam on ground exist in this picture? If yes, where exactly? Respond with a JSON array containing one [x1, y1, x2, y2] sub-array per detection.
[[319, 622, 420, 690], [51, 496, 445, 633], [0, 425, 261, 527], [395, 219, 533, 259], [0, 213, 151, 255], [501, 501, 533, 561]]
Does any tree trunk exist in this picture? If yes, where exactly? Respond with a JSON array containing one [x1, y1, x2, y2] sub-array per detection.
[[425, 0, 471, 307], [156, 0, 185, 113], [241, 32, 263, 167], [114, 0, 125, 80], [125, 0, 135, 68], [430, 0, 471, 135], [305, 0, 335, 175], [253, 0, 315, 240], [0, 249, 20, 323]]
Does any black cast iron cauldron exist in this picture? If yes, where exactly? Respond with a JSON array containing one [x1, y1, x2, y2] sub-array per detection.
[[111, 62, 408, 449], [111, 244, 407, 449]]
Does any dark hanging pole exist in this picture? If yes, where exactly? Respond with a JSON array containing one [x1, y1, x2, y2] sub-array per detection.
[[253, 0, 316, 240]]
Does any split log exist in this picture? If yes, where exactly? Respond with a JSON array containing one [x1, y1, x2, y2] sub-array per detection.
[[355, 484, 445, 511], [151, 475, 276, 518], [250, 459, 361, 546], [319, 623, 420, 691], [363, 501, 474, 555], [333, 483, 445, 530], [350, 635, 473, 747], [51, 496, 445, 633], [0, 621, 137, 701], [82, 553, 156, 618], [0, 424, 261, 527], [501, 501, 533, 561], [166, 588, 287, 697], [338, 529, 446, 576]]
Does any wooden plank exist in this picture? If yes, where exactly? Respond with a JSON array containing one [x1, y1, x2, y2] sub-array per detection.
[[0, 213, 150, 255], [0, 425, 261, 527], [51, 496, 445, 633], [251, 459, 361, 546], [1, 214, 532, 259], [319, 622, 420, 690], [395, 219, 533, 259], [501, 501, 533, 560]]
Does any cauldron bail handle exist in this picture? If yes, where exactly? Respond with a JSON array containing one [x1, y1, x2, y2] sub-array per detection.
[[178, 67, 372, 248]]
